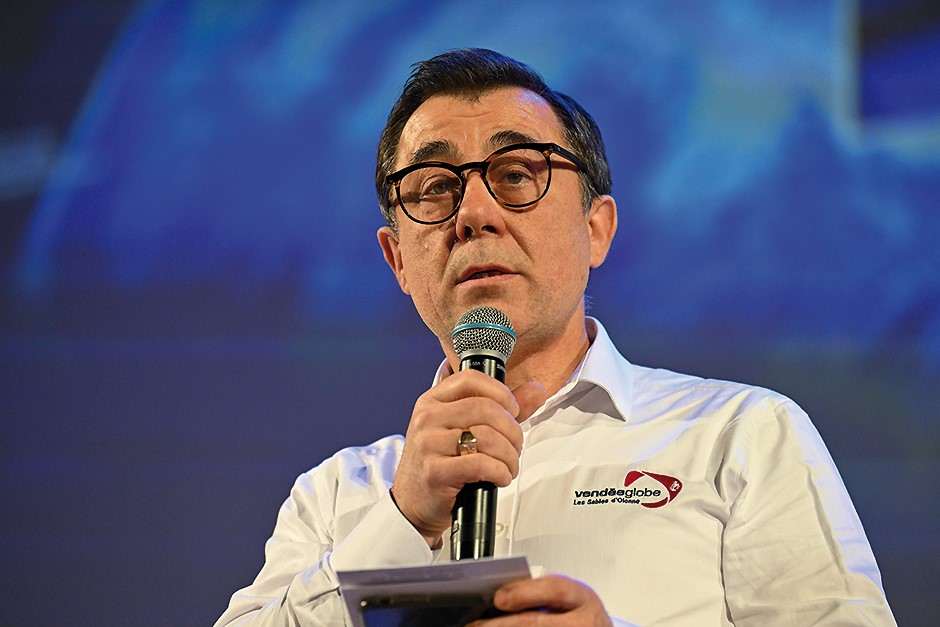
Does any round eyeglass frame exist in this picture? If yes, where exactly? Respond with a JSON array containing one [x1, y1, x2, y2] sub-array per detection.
[[384, 141, 588, 225]]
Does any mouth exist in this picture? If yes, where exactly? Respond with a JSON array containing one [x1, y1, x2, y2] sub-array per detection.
[[457, 266, 514, 285]]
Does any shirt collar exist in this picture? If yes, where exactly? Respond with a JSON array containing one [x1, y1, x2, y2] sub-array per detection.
[[570, 317, 633, 421], [432, 317, 634, 422]]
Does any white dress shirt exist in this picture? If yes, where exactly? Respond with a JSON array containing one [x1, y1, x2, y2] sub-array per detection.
[[215, 319, 895, 626]]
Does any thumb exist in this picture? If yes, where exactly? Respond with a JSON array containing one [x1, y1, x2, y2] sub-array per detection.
[[512, 381, 547, 423]]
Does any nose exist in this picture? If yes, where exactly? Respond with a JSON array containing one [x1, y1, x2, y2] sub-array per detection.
[[454, 170, 507, 242]]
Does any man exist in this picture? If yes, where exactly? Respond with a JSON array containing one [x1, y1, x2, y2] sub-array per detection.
[[216, 49, 895, 626]]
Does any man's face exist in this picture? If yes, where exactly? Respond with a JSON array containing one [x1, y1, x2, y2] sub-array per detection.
[[378, 87, 616, 359]]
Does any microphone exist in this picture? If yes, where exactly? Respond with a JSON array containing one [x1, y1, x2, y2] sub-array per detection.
[[450, 306, 517, 561]]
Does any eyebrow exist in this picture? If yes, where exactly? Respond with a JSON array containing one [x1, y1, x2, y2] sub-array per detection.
[[408, 140, 456, 166], [407, 130, 542, 167], [489, 130, 538, 149]]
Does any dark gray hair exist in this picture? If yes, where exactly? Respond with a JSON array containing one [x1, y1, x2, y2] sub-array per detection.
[[376, 48, 611, 229]]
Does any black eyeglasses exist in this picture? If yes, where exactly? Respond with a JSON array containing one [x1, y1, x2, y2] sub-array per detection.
[[384, 142, 587, 225]]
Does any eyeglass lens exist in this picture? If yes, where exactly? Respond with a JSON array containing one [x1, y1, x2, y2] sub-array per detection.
[[397, 147, 550, 223]]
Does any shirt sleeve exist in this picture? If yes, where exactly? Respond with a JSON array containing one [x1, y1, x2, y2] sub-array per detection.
[[719, 396, 897, 626], [214, 444, 436, 626]]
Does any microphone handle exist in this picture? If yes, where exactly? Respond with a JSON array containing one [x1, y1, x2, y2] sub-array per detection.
[[450, 352, 505, 560], [451, 481, 496, 560]]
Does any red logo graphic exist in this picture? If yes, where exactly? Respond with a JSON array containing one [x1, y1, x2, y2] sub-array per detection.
[[623, 470, 683, 508]]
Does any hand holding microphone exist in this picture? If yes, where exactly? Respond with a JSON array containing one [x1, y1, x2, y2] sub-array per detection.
[[388, 306, 544, 555]]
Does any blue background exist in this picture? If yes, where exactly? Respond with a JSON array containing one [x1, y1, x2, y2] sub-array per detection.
[[1, 1, 938, 625]]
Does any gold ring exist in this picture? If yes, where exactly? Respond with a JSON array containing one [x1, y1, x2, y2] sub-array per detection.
[[458, 430, 478, 456]]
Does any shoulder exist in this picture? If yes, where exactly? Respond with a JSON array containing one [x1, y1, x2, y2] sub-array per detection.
[[291, 434, 405, 495], [261, 435, 407, 549], [630, 367, 835, 483], [278, 435, 406, 533], [629, 363, 806, 428], [309, 434, 404, 475]]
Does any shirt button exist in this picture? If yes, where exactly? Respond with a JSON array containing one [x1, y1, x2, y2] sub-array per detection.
[[495, 522, 506, 536]]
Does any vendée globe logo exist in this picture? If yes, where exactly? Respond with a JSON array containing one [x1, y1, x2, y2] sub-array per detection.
[[572, 470, 683, 509]]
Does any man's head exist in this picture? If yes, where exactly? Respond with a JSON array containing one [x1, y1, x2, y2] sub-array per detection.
[[375, 49, 617, 371], [376, 48, 611, 231]]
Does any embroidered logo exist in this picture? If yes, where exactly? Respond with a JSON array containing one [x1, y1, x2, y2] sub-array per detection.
[[572, 469, 683, 508], [623, 470, 683, 508]]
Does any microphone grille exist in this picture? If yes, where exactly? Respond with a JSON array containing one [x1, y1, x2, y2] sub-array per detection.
[[451, 306, 516, 361]]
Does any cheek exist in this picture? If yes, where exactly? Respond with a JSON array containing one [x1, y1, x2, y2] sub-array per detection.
[[563, 222, 595, 287], [399, 234, 448, 293], [534, 228, 591, 291], [553, 215, 593, 263]]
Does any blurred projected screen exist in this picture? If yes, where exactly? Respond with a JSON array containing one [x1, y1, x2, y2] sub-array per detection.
[[13, 2, 939, 362]]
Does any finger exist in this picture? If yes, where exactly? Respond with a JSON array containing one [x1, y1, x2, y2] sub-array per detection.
[[430, 446, 516, 488], [413, 424, 521, 481], [512, 381, 547, 423], [411, 396, 524, 453], [452, 424, 522, 473], [494, 575, 589, 613], [429, 369, 520, 414], [410, 395, 516, 434]]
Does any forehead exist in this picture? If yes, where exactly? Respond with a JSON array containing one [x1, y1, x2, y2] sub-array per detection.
[[395, 87, 564, 168]]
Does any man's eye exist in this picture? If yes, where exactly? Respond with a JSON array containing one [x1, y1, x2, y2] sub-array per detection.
[[501, 169, 531, 185], [422, 176, 459, 196], [492, 164, 536, 187]]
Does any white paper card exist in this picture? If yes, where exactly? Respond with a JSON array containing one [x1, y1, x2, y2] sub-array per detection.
[[338, 556, 531, 626]]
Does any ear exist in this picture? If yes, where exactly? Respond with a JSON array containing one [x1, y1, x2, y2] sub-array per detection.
[[586, 195, 618, 268], [377, 225, 410, 294]]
